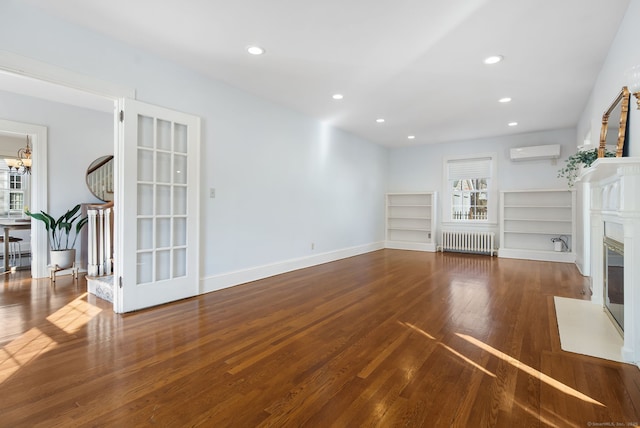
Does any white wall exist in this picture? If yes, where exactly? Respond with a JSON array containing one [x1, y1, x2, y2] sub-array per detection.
[[0, 134, 26, 157], [0, 90, 113, 209], [388, 128, 576, 247], [0, 1, 388, 281], [574, 0, 640, 275], [577, 0, 640, 154], [388, 128, 576, 192]]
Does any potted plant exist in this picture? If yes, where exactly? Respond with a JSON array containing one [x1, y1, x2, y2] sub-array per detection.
[[557, 148, 615, 187], [25, 204, 88, 269]]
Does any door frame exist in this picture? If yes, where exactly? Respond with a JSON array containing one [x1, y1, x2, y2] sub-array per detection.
[[0, 52, 135, 281]]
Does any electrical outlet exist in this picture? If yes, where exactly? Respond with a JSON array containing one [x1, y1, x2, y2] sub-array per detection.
[[209, 188, 216, 198], [311, 243, 315, 250]]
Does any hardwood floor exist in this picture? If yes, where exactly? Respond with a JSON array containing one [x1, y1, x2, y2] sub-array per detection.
[[1, 250, 638, 427]]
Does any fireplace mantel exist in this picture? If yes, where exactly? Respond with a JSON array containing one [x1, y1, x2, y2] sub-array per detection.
[[579, 157, 640, 365]]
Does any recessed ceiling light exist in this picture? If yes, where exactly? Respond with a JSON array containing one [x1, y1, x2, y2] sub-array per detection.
[[408, 135, 416, 140], [484, 55, 503, 65], [508, 122, 518, 127], [332, 94, 344, 100], [376, 118, 385, 123], [247, 46, 265, 55], [499, 97, 512, 103]]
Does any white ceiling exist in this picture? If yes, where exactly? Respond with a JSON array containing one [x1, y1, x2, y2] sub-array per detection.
[[15, 0, 632, 147]]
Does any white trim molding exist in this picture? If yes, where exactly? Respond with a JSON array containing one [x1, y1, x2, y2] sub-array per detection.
[[201, 242, 384, 294], [0, 50, 135, 100]]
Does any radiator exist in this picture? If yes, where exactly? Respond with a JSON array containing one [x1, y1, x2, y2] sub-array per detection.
[[438, 230, 496, 256]]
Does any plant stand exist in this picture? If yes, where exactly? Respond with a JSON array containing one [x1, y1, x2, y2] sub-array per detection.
[[49, 262, 79, 283]]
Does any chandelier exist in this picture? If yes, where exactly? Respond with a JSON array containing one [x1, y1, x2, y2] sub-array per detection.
[[5, 135, 32, 175]]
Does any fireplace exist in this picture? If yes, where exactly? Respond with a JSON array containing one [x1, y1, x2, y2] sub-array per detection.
[[580, 158, 640, 366], [604, 237, 624, 334]]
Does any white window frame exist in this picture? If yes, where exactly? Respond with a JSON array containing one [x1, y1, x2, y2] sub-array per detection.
[[9, 173, 24, 214], [0, 168, 29, 219], [442, 153, 498, 226]]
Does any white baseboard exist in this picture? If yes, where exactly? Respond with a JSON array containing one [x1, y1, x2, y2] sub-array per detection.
[[498, 248, 576, 263], [200, 242, 384, 294], [575, 260, 588, 276], [385, 241, 436, 252]]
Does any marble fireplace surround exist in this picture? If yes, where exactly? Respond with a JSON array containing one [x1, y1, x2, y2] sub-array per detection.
[[580, 158, 640, 366]]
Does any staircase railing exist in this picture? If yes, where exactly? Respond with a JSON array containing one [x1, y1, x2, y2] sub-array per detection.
[[86, 201, 114, 277]]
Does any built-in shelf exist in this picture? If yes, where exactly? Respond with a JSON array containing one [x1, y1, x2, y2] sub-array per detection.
[[385, 192, 437, 251], [499, 189, 576, 263]]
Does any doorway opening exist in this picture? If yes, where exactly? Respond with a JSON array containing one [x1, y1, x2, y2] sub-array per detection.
[[0, 54, 201, 314], [0, 57, 126, 280], [0, 120, 48, 279]]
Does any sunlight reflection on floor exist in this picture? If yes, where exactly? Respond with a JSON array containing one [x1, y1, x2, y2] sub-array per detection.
[[0, 293, 101, 384], [0, 327, 56, 383], [398, 321, 605, 408], [47, 292, 102, 334], [456, 333, 605, 407]]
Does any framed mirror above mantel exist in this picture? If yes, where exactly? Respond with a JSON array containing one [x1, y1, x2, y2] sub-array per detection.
[[598, 86, 630, 158]]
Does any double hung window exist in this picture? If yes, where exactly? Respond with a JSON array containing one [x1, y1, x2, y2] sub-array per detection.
[[445, 156, 495, 222], [0, 166, 29, 218]]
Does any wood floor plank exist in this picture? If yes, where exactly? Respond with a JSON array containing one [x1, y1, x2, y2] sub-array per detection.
[[1, 250, 639, 426]]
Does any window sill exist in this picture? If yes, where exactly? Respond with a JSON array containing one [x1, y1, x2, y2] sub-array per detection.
[[441, 220, 498, 228]]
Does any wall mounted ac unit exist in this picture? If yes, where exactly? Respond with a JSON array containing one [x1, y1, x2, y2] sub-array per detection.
[[509, 144, 561, 161]]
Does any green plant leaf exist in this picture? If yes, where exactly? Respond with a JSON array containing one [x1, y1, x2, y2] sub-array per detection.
[[24, 204, 88, 250], [557, 148, 616, 187]]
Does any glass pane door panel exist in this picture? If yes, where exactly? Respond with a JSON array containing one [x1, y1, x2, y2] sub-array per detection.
[[156, 152, 172, 183], [173, 218, 187, 246], [137, 184, 154, 216], [173, 186, 187, 215], [174, 123, 188, 153], [174, 154, 187, 184], [132, 108, 195, 288], [157, 119, 172, 151], [138, 115, 154, 148], [137, 218, 153, 250], [138, 149, 154, 182], [156, 185, 171, 215], [156, 250, 171, 281], [137, 252, 153, 284], [173, 248, 186, 277], [156, 218, 171, 248]]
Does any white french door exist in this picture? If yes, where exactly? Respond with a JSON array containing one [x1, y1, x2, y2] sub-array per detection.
[[114, 99, 200, 313]]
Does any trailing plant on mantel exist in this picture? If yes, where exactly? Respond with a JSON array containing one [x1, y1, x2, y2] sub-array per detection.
[[557, 148, 615, 187]]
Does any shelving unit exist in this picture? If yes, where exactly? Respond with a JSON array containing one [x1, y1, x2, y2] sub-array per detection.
[[385, 192, 437, 251], [499, 189, 576, 263]]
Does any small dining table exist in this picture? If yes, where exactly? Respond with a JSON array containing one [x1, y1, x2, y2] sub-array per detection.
[[0, 220, 31, 272]]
